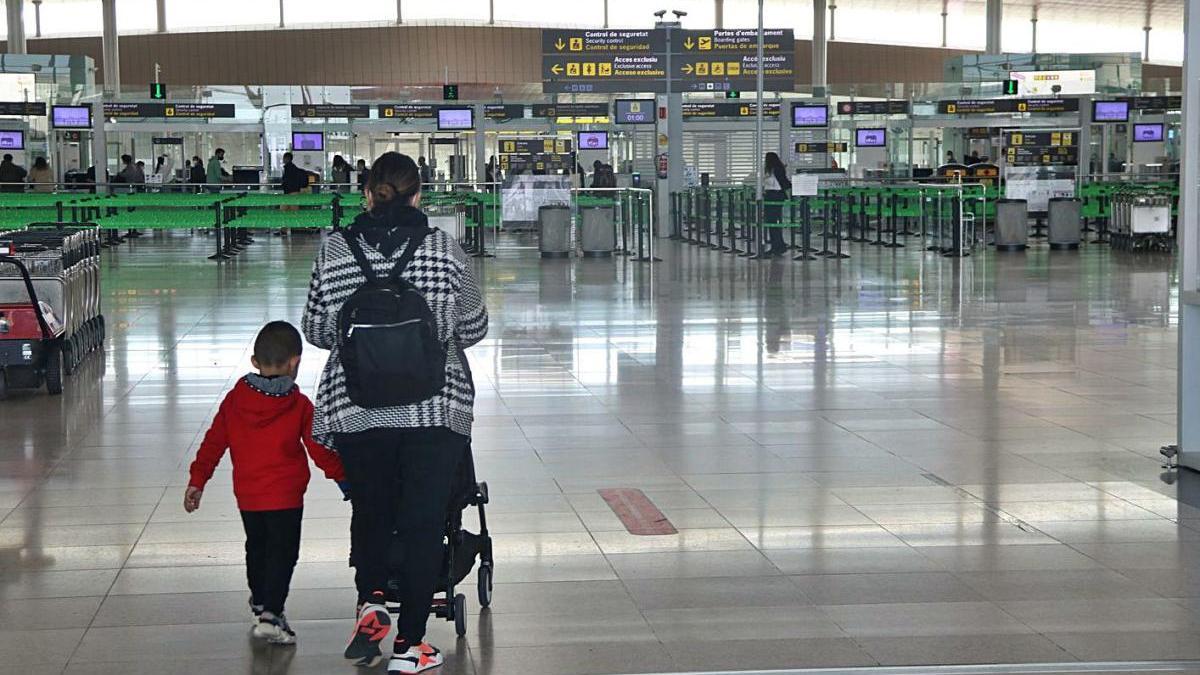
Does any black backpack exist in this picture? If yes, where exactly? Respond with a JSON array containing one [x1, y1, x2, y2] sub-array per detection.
[[336, 229, 446, 408]]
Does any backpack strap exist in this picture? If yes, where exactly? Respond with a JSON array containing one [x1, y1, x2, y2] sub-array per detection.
[[341, 231, 379, 284], [385, 228, 431, 283]]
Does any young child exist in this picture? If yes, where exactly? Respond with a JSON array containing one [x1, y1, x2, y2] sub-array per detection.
[[185, 320, 346, 645]]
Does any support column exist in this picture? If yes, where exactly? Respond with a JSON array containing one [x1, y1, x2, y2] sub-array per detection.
[[715, 0, 723, 29], [156, 0, 166, 32], [812, 0, 827, 95], [6, 0, 26, 55], [1145, 25, 1153, 61], [32, 0, 41, 38], [396, 0, 402, 24], [829, 2, 836, 40], [101, 0, 120, 94], [604, 0, 610, 28], [941, 0, 949, 47], [1178, 0, 1200, 469], [278, 0, 284, 28], [474, 103, 486, 187], [1031, 4, 1038, 52], [985, 0, 1002, 55]]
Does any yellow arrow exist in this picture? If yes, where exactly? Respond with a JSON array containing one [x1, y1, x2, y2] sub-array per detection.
[[551, 64, 563, 75], [683, 38, 695, 50], [555, 38, 565, 50], [681, 63, 694, 75]]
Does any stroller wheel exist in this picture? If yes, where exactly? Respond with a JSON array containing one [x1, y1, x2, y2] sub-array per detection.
[[478, 564, 493, 608], [453, 594, 467, 638]]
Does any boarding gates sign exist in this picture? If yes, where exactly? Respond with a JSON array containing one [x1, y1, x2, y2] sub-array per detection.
[[542, 28, 795, 94]]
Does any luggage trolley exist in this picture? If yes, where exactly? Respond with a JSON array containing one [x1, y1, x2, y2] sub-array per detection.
[[0, 224, 104, 398]]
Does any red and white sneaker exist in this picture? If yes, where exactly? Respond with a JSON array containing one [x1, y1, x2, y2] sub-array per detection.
[[388, 641, 443, 673], [344, 595, 392, 667]]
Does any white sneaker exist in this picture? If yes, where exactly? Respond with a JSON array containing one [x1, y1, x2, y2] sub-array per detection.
[[252, 612, 296, 645], [249, 596, 264, 629], [388, 642, 443, 674], [344, 598, 392, 667]]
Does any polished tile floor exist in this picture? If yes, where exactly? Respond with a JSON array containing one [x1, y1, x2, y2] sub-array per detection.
[[1, 231, 1198, 674]]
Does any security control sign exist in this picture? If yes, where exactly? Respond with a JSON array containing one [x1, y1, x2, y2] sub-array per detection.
[[498, 138, 573, 155], [836, 100, 909, 116], [484, 104, 526, 121], [0, 102, 45, 116], [795, 142, 848, 154], [937, 98, 1078, 115], [531, 103, 610, 118], [291, 104, 371, 119], [103, 102, 236, 118], [542, 28, 794, 94], [1004, 130, 1079, 166], [377, 104, 439, 119], [681, 102, 781, 118]]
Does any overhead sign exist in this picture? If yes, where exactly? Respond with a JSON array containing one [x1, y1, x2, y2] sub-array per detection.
[[795, 142, 848, 154], [377, 104, 439, 119], [499, 138, 573, 155], [1130, 95, 1182, 111], [681, 101, 781, 118], [152, 137, 184, 145], [836, 100, 909, 116], [0, 101, 45, 116], [937, 97, 1079, 115], [498, 153, 574, 173], [484, 104, 525, 121], [1004, 130, 1079, 166], [531, 103, 610, 118], [541, 28, 794, 94], [103, 102, 236, 119], [1009, 70, 1096, 96], [291, 104, 371, 119], [149, 83, 167, 100]]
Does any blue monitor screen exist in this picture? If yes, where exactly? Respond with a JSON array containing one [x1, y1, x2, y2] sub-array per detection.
[[1133, 123, 1164, 142], [291, 132, 324, 151], [792, 104, 828, 127], [855, 128, 886, 147]]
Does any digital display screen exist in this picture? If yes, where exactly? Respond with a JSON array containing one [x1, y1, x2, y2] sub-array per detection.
[[615, 99, 655, 125], [792, 104, 828, 128], [0, 131, 24, 150], [51, 105, 91, 129], [855, 128, 887, 147], [291, 132, 324, 151], [1093, 100, 1129, 122], [577, 131, 609, 150], [1133, 123, 1164, 142], [437, 108, 474, 130]]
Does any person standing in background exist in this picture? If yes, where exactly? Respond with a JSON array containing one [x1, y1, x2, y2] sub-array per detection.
[[762, 151, 792, 258], [28, 156, 53, 192], [356, 159, 370, 193], [331, 155, 351, 193], [207, 148, 229, 191]]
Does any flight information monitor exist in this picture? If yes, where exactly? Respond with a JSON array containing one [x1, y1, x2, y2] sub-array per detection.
[[792, 103, 828, 128], [1092, 100, 1130, 122], [51, 105, 91, 128], [437, 108, 474, 130], [855, 128, 886, 147], [577, 131, 609, 150], [1133, 123, 1164, 142], [614, 99, 655, 125], [0, 130, 25, 150], [291, 131, 324, 151]]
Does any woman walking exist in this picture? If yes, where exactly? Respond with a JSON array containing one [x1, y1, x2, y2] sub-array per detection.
[[301, 152, 488, 674]]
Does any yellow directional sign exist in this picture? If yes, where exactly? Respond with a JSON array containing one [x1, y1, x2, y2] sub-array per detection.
[[599, 62, 612, 77], [569, 37, 583, 51], [683, 37, 695, 50], [727, 62, 740, 76], [711, 62, 725, 76], [164, 106, 175, 117], [698, 36, 712, 50], [681, 63, 694, 75], [551, 64, 563, 75], [555, 38, 565, 51], [695, 62, 709, 76], [582, 62, 596, 76], [567, 63, 581, 76]]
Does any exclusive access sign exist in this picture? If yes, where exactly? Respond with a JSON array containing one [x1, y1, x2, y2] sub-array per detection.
[[542, 28, 794, 94]]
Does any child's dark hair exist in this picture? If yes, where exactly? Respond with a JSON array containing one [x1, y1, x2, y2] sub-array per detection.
[[366, 151, 421, 214], [253, 321, 302, 367]]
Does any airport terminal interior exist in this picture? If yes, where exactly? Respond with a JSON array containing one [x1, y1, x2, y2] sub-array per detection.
[[4, 0, 1200, 674]]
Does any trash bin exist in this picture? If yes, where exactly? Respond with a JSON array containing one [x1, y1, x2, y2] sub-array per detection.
[[994, 198, 1029, 251], [1047, 197, 1082, 250], [579, 205, 616, 257], [538, 204, 572, 258]]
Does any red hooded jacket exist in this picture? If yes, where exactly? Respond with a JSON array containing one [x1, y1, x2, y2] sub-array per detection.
[[188, 375, 345, 511]]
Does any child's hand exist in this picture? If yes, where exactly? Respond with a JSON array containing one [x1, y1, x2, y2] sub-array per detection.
[[184, 486, 203, 513]]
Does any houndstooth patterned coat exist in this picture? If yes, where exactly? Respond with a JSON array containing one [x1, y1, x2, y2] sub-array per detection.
[[301, 222, 488, 448]]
